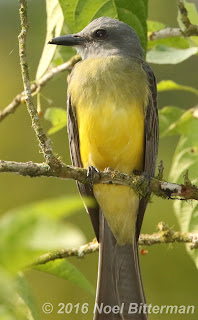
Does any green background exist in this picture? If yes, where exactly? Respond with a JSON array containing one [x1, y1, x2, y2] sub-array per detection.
[[0, 0, 198, 319]]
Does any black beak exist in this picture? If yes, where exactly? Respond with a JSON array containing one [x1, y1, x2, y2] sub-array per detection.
[[48, 34, 85, 46]]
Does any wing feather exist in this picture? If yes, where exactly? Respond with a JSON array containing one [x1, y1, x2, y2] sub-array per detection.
[[67, 92, 100, 240], [136, 62, 159, 238]]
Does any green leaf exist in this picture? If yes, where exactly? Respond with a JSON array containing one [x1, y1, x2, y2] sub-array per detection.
[[15, 273, 39, 320], [169, 108, 198, 137], [59, 0, 148, 51], [0, 196, 87, 272], [15, 196, 87, 220], [157, 80, 198, 96], [147, 36, 190, 50], [44, 107, 67, 135], [159, 106, 184, 138], [35, 259, 95, 295], [36, 0, 64, 80], [174, 199, 198, 268], [190, 36, 198, 47], [0, 269, 36, 320], [169, 108, 198, 268], [147, 20, 165, 32], [146, 44, 198, 64]]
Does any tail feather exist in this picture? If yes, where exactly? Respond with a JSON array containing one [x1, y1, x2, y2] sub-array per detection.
[[94, 211, 147, 320]]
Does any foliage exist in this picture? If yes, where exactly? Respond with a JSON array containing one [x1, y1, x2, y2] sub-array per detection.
[[1, 0, 198, 319], [147, 0, 198, 64], [0, 196, 91, 320]]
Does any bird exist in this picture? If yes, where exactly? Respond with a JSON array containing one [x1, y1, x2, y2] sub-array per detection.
[[49, 17, 158, 320]]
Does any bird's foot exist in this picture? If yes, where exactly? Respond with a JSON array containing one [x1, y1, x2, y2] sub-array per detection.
[[137, 171, 151, 198], [133, 169, 142, 176], [86, 166, 101, 185]]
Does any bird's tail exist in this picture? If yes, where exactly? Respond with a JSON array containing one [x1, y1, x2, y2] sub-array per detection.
[[94, 211, 147, 320]]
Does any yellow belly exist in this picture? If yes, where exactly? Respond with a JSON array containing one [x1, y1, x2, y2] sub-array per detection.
[[78, 100, 144, 245], [78, 99, 144, 173], [69, 56, 148, 245]]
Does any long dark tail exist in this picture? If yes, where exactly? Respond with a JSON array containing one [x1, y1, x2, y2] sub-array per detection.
[[94, 211, 147, 320]]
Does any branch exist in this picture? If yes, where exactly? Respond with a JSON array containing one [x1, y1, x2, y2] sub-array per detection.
[[18, 0, 61, 169], [0, 55, 80, 122], [148, 28, 183, 41], [148, 0, 198, 41], [32, 222, 198, 266], [1, 160, 198, 201]]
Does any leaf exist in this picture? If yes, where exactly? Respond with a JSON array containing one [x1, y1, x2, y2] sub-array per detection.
[[174, 199, 198, 268], [31, 195, 94, 219], [0, 196, 87, 272], [59, 0, 148, 51], [15, 273, 39, 320], [169, 108, 198, 137], [44, 107, 67, 135], [147, 36, 190, 50], [36, 0, 64, 80], [147, 20, 165, 32], [157, 80, 198, 96], [13, 195, 87, 220], [169, 108, 198, 268], [0, 269, 36, 320], [35, 259, 95, 295], [159, 106, 184, 138], [146, 44, 198, 64]]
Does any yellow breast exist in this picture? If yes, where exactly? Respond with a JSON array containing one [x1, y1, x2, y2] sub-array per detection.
[[69, 56, 148, 173], [68, 56, 149, 244]]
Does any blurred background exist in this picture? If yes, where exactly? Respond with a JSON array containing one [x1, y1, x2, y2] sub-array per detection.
[[0, 0, 198, 319]]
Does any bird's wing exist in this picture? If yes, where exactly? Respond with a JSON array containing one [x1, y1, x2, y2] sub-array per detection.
[[136, 62, 159, 238], [67, 92, 100, 240]]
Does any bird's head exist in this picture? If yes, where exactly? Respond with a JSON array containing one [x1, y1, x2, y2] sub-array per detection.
[[48, 17, 143, 60]]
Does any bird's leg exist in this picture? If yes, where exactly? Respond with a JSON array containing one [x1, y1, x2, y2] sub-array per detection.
[[133, 170, 151, 198], [86, 165, 101, 185]]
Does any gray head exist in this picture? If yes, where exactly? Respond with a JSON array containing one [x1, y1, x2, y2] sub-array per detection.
[[49, 17, 143, 60]]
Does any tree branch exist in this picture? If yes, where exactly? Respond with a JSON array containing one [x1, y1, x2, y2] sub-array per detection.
[[148, 28, 183, 41], [32, 222, 198, 267], [18, 0, 61, 170], [148, 0, 198, 41], [0, 55, 80, 122], [1, 160, 198, 201]]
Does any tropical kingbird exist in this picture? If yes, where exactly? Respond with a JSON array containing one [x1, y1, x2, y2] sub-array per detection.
[[49, 17, 158, 320]]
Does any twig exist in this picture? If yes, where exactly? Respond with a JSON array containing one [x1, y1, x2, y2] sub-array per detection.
[[157, 160, 164, 180], [148, 0, 198, 41], [32, 223, 198, 266], [0, 55, 80, 122], [18, 0, 61, 169], [178, 0, 198, 36], [32, 239, 99, 266], [139, 222, 198, 249], [148, 28, 183, 41], [1, 160, 198, 201]]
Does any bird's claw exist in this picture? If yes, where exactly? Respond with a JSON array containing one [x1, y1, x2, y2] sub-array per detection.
[[86, 166, 101, 185], [138, 172, 151, 198]]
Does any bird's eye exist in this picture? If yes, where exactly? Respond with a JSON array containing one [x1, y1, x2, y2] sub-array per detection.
[[94, 29, 108, 40]]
